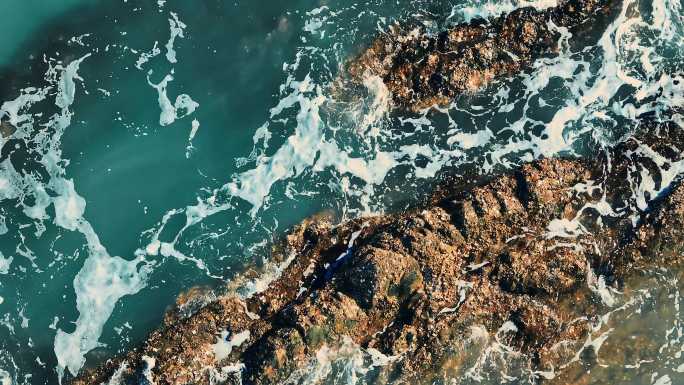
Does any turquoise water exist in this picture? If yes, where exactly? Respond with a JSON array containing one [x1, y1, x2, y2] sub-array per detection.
[[0, 0, 682, 383], [0, 0, 98, 67]]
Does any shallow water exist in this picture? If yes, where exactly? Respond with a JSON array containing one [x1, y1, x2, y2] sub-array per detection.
[[0, 0, 683, 384]]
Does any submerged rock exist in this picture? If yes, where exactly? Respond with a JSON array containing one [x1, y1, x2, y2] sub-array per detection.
[[345, 0, 619, 111], [71, 111, 684, 384], [0, 118, 15, 138]]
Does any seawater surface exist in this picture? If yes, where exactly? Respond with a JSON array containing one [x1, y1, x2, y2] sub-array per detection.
[[0, 0, 683, 384]]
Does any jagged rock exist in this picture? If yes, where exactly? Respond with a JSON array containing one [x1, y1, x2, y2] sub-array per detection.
[[345, 0, 619, 111]]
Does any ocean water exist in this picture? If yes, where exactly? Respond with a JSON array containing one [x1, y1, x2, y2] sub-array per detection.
[[0, 0, 683, 384]]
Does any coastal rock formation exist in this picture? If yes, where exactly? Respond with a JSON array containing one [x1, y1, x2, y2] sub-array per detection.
[[346, 0, 619, 111], [72, 112, 684, 385], [69, 2, 682, 383]]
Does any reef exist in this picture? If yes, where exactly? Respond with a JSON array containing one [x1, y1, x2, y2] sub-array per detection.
[[71, 106, 684, 384], [346, 0, 619, 111]]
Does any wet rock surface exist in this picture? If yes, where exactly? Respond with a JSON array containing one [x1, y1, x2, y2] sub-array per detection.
[[71, 112, 684, 385], [345, 0, 619, 111]]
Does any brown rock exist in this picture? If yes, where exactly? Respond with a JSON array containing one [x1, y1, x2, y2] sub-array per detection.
[[344, 0, 620, 111]]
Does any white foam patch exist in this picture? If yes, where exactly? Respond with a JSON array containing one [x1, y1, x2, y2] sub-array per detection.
[[357, 74, 391, 138], [205, 363, 245, 384], [142, 356, 157, 385], [52, 179, 86, 232], [0, 217, 7, 237], [157, 241, 216, 277], [135, 41, 161, 70], [464, 321, 523, 382], [282, 336, 400, 384], [438, 280, 473, 315], [545, 218, 586, 239], [54, 247, 151, 378], [212, 330, 250, 362], [104, 361, 128, 385], [587, 262, 618, 307], [202, 74, 399, 217], [448, 129, 494, 149], [654, 374, 673, 385], [449, 0, 559, 23], [147, 71, 199, 126], [226, 75, 328, 212], [652, 0, 682, 41], [186, 118, 200, 158], [335, 226, 365, 261], [0, 252, 12, 275], [145, 239, 161, 256], [0, 88, 49, 134], [237, 249, 297, 298], [627, 138, 684, 214], [56, 54, 91, 110], [165, 12, 186, 64], [0, 369, 11, 385]]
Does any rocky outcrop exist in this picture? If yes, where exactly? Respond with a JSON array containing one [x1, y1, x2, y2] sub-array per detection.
[[69, 2, 681, 382], [345, 0, 619, 111], [71, 112, 684, 385]]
